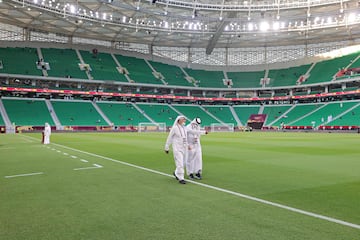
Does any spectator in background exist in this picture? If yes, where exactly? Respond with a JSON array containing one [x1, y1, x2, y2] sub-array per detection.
[[185, 117, 208, 180], [43, 123, 51, 145], [164, 115, 188, 184]]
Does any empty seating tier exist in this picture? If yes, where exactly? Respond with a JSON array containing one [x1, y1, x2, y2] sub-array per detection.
[[42, 48, 88, 79], [0, 47, 42, 76], [232, 106, 260, 125], [135, 103, 179, 126], [51, 100, 106, 126], [79, 50, 128, 82], [149, 61, 192, 87], [114, 54, 162, 85], [96, 102, 149, 126], [227, 71, 265, 88], [184, 68, 226, 88], [2, 98, 54, 126]]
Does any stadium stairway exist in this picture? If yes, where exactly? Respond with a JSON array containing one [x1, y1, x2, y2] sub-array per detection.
[[50, 100, 107, 126], [2, 97, 55, 126], [262, 105, 293, 126], [144, 60, 168, 85], [96, 101, 149, 126], [179, 67, 197, 87], [91, 101, 113, 126], [171, 104, 222, 126], [135, 103, 179, 126], [289, 101, 359, 127], [198, 105, 226, 125], [36, 48, 48, 77], [232, 105, 261, 125], [266, 105, 296, 127], [110, 53, 132, 83], [167, 104, 191, 121], [287, 103, 327, 126], [0, 98, 13, 132], [325, 102, 360, 125], [131, 102, 157, 124], [41, 48, 88, 79], [229, 106, 243, 126], [347, 54, 360, 69], [258, 105, 265, 114], [271, 103, 324, 127], [75, 49, 93, 80], [45, 99, 62, 130]]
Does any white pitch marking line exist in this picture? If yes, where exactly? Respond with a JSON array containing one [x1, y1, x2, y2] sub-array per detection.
[[5, 172, 44, 179], [1, 147, 16, 150], [18, 135, 34, 143], [56, 150, 61, 153], [73, 164, 102, 171], [50, 142, 360, 230], [71, 155, 77, 159], [63, 153, 68, 155], [80, 159, 88, 163]]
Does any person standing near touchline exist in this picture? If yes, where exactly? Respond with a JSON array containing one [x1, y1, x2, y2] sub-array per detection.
[[43, 122, 51, 145], [185, 117, 208, 180], [164, 116, 188, 184]]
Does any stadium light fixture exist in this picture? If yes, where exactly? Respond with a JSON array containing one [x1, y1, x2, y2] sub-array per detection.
[[273, 22, 280, 30], [347, 13, 356, 23], [69, 4, 76, 14], [259, 21, 269, 31], [248, 22, 254, 31]]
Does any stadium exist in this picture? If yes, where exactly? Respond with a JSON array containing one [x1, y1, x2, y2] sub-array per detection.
[[0, 0, 359, 239]]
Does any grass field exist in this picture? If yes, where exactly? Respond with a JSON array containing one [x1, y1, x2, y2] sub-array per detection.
[[0, 132, 359, 240]]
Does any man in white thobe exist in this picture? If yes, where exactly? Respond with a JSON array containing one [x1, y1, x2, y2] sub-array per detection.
[[164, 116, 188, 184], [185, 118, 207, 180], [43, 122, 51, 145]]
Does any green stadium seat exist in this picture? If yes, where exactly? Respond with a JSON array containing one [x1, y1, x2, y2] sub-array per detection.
[[149, 61, 193, 87], [290, 101, 358, 127], [271, 104, 323, 127], [0, 47, 42, 76], [135, 103, 179, 126], [227, 71, 265, 88], [2, 98, 54, 126], [96, 101, 149, 126], [184, 68, 226, 88], [114, 54, 162, 85], [51, 100, 107, 126], [268, 64, 311, 87], [262, 105, 292, 126], [306, 52, 359, 84], [326, 102, 360, 126], [232, 106, 260, 125], [79, 50, 128, 82], [202, 105, 238, 126], [172, 104, 221, 126], [41, 48, 88, 79]]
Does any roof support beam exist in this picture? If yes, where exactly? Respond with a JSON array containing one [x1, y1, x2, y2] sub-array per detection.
[[206, 12, 236, 55]]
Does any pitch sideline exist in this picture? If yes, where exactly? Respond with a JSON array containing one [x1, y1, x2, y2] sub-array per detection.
[[20, 134, 360, 230]]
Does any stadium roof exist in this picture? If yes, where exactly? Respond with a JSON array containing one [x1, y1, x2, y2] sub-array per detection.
[[1, 0, 360, 52]]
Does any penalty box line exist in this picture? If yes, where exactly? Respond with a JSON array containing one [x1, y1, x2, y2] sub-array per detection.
[[50, 142, 360, 230]]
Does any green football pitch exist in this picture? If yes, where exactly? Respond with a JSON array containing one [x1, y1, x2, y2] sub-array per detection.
[[0, 132, 359, 240]]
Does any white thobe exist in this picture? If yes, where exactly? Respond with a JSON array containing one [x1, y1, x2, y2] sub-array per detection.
[[165, 123, 188, 181], [185, 123, 206, 175], [43, 125, 51, 144]]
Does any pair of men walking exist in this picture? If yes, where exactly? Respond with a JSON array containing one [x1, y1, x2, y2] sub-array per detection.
[[164, 116, 208, 184]]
